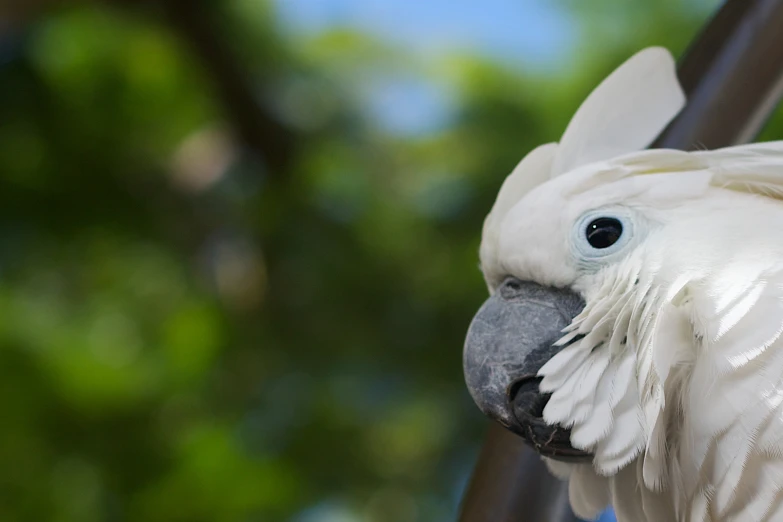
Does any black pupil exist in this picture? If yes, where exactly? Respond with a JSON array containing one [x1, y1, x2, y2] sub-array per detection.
[[586, 217, 623, 249]]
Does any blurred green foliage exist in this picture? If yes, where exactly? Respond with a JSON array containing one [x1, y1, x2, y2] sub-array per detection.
[[0, 1, 781, 521]]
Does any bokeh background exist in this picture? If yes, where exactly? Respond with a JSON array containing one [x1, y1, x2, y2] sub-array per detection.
[[2, 1, 783, 521]]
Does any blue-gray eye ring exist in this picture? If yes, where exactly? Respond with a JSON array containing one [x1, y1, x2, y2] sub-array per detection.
[[572, 207, 639, 264]]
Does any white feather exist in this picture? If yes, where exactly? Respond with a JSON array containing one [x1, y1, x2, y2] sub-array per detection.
[[569, 464, 611, 519], [480, 143, 558, 290], [550, 47, 685, 177]]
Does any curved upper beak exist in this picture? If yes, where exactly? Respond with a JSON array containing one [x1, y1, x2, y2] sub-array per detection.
[[463, 277, 593, 462]]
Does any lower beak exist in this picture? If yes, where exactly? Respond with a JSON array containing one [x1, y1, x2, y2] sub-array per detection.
[[463, 277, 593, 462]]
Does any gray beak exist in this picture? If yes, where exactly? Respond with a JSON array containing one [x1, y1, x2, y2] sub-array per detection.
[[463, 277, 593, 462]]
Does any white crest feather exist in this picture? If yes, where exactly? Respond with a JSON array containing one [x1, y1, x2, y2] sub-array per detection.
[[551, 47, 685, 177], [480, 143, 557, 289]]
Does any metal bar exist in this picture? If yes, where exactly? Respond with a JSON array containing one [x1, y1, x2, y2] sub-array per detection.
[[654, 0, 783, 149], [458, 424, 578, 522], [459, 0, 783, 520]]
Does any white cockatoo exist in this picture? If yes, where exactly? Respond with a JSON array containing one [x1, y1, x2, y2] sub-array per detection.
[[462, 47, 783, 522]]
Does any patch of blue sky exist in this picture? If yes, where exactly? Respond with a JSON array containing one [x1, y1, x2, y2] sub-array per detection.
[[271, 0, 576, 136], [273, 0, 575, 70], [361, 75, 456, 136]]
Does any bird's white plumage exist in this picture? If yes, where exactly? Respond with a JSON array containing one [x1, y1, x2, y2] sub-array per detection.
[[550, 47, 685, 177], [479, 46, 783, 521], [481, 142, 558, 290]]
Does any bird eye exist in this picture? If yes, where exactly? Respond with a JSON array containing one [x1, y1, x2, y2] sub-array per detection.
[[571, 208, 640, 265], [585, 217, 623, 249]]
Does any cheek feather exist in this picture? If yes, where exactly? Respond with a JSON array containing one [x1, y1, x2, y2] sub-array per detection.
[[539, 258, 653, 471], [553, 236, 783, 521]]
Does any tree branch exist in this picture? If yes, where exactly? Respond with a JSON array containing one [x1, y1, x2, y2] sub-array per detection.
[[150, 0, 297, 177]]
